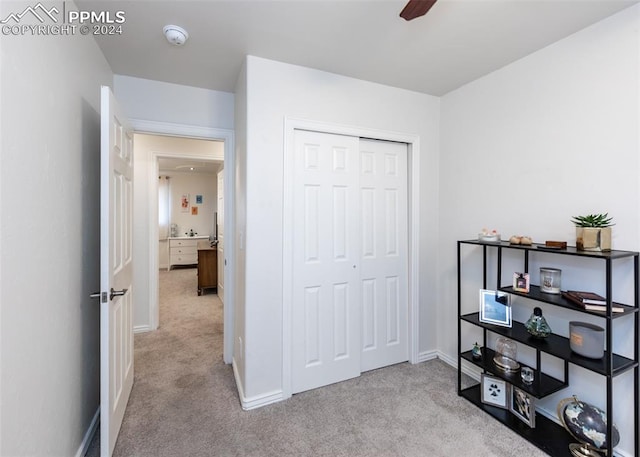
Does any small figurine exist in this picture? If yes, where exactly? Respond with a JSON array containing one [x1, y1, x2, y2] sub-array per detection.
[[525, 307, 552, 338], [472, 342, 482, 360]]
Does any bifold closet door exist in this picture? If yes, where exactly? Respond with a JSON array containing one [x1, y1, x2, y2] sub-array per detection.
[[291, 130, 409, 394], [292, 130, 361, 394], [359, 139, 408, 372]]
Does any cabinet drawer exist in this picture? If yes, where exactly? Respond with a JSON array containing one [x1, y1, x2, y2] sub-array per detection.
[[170, 239, 199, 248], [170, 253, 198, 265], [171, 246, 197, 256]]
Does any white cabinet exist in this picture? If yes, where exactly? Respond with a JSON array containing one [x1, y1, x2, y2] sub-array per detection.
[[167, 236, 209, 271]]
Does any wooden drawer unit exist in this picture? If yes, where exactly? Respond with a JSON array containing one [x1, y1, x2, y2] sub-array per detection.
[[167, 236, 209, 270], [197, 241, 217, 295]]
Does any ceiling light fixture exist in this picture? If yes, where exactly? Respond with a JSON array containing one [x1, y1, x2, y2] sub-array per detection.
[[163, 25, 189, 46]]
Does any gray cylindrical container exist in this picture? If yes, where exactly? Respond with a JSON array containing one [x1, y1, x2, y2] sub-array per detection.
[[569, 321, 604, 359]]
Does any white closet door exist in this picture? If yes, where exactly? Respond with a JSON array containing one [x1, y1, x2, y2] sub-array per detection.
[[359, 139, 409, 372], [292, 130, 361, 394]]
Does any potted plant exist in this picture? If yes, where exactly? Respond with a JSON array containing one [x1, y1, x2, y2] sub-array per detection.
[[571, 213, 614, 252]]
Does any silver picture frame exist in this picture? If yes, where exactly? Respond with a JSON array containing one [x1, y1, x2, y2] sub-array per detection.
[[479, 289, 512, 327], [510, 386, 536, 428], [480, 374, 510, 409]]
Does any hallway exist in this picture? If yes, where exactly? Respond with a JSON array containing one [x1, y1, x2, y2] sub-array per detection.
[[86, 267, 234, 456]]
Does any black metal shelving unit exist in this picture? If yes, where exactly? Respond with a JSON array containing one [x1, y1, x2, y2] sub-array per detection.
[[457, 240, 639, 457]]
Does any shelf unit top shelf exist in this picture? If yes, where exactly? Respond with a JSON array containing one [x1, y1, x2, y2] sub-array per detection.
[[461, 312, 637, 377], [459, 239, 639, 260], [502, 285, 637, 318]]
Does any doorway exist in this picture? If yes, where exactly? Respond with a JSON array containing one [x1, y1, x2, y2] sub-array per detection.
[[130, 121, 235, 364]]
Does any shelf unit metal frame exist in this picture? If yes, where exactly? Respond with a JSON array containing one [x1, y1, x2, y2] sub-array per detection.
[[457, 239, 639, 457]]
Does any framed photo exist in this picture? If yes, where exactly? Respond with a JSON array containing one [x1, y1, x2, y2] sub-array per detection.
[[479, 289, 512, 327], [196, 194, 203, 204], [513, 272, 530, 293], [481, 374, 509, 409], [191, 206, 198, 215], [510, 386, 536, 428], [181, 194, 190, 212]]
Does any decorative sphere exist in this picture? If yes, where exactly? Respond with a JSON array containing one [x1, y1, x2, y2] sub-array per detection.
[[558, 396, 620, 451]]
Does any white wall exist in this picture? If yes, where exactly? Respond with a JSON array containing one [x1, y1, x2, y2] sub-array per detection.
[[114, 75, 234, 129], [167, 172, 218, 238], [235, 56, 440, 403], [233, 61, 248, 391], [440, 5, 639, 455], [131, 133, 223, 330], [0, 6, 113, 456]]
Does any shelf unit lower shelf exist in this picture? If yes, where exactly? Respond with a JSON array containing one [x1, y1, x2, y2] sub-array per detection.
[[461, 348, 567, 398], [461, 312, 637, 377], [460, 385, 574, 457]]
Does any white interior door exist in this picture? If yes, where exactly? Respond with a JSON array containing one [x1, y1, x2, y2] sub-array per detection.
[[217, 169, 224, 302], [100, 86, 134, 457], [292, 130, 361, 393], [359, 139, 409, 372]]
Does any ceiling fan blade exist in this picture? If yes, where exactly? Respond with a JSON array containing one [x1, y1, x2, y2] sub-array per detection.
[[399, 0, 438, 21]]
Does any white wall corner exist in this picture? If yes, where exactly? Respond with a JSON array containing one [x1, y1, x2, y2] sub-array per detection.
[[232, 359, 284, 410], [134, 325, 152, 334], [416, 349, 438, 364]]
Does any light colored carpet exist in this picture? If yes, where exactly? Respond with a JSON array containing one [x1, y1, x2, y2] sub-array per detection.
[[86, 267, 549, 457]]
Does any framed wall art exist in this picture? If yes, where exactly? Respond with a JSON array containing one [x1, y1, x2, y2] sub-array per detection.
[[181, 194, 190, 213]]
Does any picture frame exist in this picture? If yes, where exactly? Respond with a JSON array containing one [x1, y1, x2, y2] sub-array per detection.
[[513, 272, 530, 293], [510, 386, 536, 428], [196, 194, 203, 204], [191, 206, 198, 215], [181, 194, 190, 212], [479, 289, 512, 327], [481, 374, 510, 409]]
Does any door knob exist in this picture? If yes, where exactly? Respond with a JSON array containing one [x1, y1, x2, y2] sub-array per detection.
[[110, 288, 128, 300]]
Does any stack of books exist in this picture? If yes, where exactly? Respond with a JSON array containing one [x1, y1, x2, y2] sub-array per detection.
[[561, 290, 624, 313]]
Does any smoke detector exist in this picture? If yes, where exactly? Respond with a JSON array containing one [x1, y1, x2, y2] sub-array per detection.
[[163, 25, 189, 46]]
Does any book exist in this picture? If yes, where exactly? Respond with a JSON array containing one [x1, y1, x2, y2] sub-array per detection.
[[562, 291, 624, 313], [566, 290, 606, 305]]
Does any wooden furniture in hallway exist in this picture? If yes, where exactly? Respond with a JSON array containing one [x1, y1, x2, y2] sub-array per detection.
[[197, 240, 217, 295]]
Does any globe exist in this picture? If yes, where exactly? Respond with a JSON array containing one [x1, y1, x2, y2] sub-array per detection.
[[557, 396, 620, 457]]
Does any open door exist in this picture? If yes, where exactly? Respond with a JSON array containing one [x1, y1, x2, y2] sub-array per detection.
[[99, 86, 134, 456]]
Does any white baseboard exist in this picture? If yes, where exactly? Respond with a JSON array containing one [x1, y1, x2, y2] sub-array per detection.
[[232, 358, 284, 410], [75, 407, 99, 457], [134, 324, 152, 334], [416, 349, 438, 363], [436, 350, 482, 381]]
